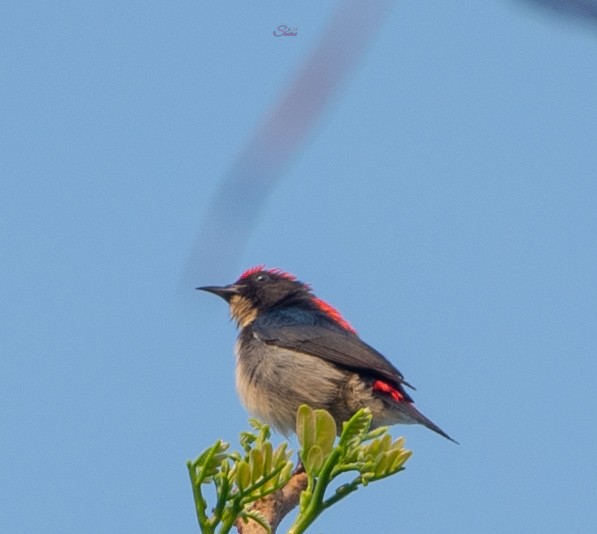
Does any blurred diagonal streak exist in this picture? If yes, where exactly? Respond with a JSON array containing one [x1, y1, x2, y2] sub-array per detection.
[[185, 0, 394, 286], [518, 0, 597, 22]]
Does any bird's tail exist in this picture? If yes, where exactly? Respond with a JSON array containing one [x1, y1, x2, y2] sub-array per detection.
[[401, 402, 459, 444]]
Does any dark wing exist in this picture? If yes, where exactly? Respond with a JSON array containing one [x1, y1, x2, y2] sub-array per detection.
[[252, 322, 415, 394]]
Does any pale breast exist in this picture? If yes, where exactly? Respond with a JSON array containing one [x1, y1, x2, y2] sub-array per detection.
[[234, 334, 347, 434]]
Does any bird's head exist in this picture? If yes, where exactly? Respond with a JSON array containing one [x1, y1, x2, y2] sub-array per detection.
[[199, 266, 356, 332], [198, 266, 311, 327]]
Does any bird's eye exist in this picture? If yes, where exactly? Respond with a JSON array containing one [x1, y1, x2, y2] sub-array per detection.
[[256, 274, 269, 282]]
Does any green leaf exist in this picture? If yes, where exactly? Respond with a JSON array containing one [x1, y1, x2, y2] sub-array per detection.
[[362, 425, 389, 441], [249, 448, 264, 483], [239, 431, 256, 453], [391, 449, 413, 471], [190, 440, 230, 483], [278, 462, 293, 485], [219, 458, 230, 480], [297, 405, 337, 476], [313, 409, 336, 456], [273, 442, 289, 465], [248, 418, 266, 433], [261, 441, 273, 475], [236, 460, 251, 491], [379, 433, 392, 451], [305, 444, 324, 474], [363, 437, 382, 458], [338, 408, 372, 452], [296, 404, 315, 453], [374, 453, 389, 477], [391, 437, 406, 450]]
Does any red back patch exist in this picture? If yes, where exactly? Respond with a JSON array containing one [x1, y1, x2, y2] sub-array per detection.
[[312, 296, 356, 334]]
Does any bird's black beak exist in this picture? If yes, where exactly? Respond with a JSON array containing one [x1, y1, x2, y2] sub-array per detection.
[[196, 284, 241, 302]]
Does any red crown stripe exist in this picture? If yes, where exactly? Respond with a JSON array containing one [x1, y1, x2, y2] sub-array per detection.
[[238, 265, 266, 280], [238, 265, 298, 282]]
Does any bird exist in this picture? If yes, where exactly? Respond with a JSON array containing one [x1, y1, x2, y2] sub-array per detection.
[[198, 266, 457, 443]]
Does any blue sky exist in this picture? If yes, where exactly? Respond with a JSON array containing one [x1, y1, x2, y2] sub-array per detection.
[[1, 2, 596, 533]]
